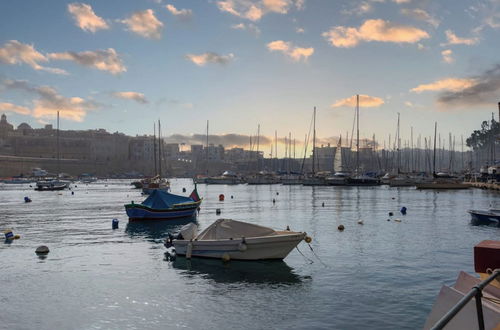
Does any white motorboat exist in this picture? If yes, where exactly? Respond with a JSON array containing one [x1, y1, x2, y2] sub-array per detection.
[[166, 219, 309, 261]]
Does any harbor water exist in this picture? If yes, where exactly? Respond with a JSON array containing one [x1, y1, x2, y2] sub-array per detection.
[[0, 179, 499, 329]]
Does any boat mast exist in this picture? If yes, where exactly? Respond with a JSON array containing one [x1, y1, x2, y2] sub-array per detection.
[[206, 120, 209, 175], [433, 122, 437, 175], [397, 112, 400, 174], [312, 107, 316, 176], [256, 124, 260, 172], [356, 95, 359, 175], [158, 119, 162, 177], [153, 123, 157, 176], [57, 110, 60, 177]]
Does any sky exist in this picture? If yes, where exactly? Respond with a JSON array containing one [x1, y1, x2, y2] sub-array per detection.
[[0, 0, 499, 156]]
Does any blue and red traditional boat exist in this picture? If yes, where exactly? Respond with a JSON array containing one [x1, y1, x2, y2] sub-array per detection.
[[125, 188, 202, 221]]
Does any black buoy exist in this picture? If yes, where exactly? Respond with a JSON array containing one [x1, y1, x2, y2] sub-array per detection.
[[272, 198, 276, 204], [322, 202, 325, 207], [35, 245, 49, 254], [24, 196, 32, 203], [276, 192, 279, 195], [71, 191, 74, 195], [112, 218, 119, 229], [216, 208, 221, 215], [338, 224, 345, 231], [182, 187, 186, 192], [389, 212, 394, 216], [231, 195, 234, 199], [400, 206, 407, 215]]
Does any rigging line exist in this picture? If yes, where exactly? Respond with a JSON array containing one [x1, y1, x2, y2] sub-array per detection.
[[307, 243, 329, 268], [300, 111, 314, 174], [295, 246, 314, 264]]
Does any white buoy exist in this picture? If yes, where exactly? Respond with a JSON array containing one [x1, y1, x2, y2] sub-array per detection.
[[394, 218, 402, 222], [357, 219, 364, 225], [222, 253, 231, 262]]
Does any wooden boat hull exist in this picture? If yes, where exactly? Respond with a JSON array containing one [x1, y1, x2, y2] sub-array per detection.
[[125, 202, 200, 221], [173, 232, 306, 260]]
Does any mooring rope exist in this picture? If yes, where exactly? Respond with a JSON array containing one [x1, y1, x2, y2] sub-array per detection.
[[295, 246, 314, 264], [306, 243, 329, 267]]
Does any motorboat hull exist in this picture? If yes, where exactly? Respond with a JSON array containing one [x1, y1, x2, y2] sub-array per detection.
[[173, 232, 306, 260], [468, 209, 500, 226], [125, 203, 200, 221], [416, 183, 469, 189]]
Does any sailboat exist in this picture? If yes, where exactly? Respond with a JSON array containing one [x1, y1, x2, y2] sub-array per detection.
[[302, 107, 328, 186], [326, 135, 350, 186], [415, 123, 468, 189], [346, 95, 380, 186], [142, 120, 171, 194], [35, 111, 69, 191], [388, 113, 415, 187]]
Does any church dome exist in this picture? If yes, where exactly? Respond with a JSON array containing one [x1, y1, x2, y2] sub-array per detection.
[[17, 122, 32, 130]]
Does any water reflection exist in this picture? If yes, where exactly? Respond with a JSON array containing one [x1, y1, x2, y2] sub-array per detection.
[[125, 217, 197, 240], [171, 258, 304, 285]]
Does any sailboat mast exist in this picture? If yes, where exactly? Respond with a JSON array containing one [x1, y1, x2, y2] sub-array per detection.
[[256, 124, 260, 172], [153, 123, 157, 176], [356, 95, 359, 174], [158, 119, 162, 177], [312, 107, 316, 175], [433, 122, 437, 175], [57, 110, 60, 176], [206, 120, 209, 175], [397, 112, 400, 174]]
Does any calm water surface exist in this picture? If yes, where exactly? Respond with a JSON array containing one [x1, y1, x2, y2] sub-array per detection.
[[0, 179, 499, 329]]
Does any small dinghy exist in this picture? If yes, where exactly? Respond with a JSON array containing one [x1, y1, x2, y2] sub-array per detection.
[[468, 209, 500, 226], [165, 219, 310, 261]]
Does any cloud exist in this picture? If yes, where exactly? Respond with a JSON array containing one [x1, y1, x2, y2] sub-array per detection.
[[1, 79, 98, 121], [267, 40, 314, 62], [231, 22, 261, 35], [410, 78, 477, 93], [322, 19, 429, 48], [393, 0, 411, 3], [441, 49, 453, 63], [442, 30, 479, 46], [112, 91, 148, 104], [436, 64, 500, 108], [331, 94, 385, 108], [0, 102, 31, 115], [67, 3, 109, 33], [121, 9, 163, 39], [165, 4, 193, 20], [401, 8, 439, 28], [342, 1, 374, 16], [185, 52, 234, 66], [0, 40, 67, 74], [216, 0, 298, 21], [48, 48, 126, 75], [296, 27, 305, 33]]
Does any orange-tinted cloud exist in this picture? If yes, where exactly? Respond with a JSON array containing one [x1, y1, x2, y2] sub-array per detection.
[[121, 9, 163, 39], [410, 78, 477, 93], [48, 48, 126, 75], [185, 52, 234, 66], [0, 40, 66, 74], [441, 49, 454, 63], [67, 3, 109, 33], [165, 4, 192, 20], [331, 94, 385, 108], [267, 40, 314, 61], [442, 30, 479, 46], [112, 91, 148, 104], [0, 102, 31, 115], [322, 19, 429, 48]]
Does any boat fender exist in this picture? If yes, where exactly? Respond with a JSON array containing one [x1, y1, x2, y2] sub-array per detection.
[[338, 225, 345, 231], [186, 241, 193, 259], [222, 253, 231, 262], [4, 229, 14, 240], [112, 218, 119, 229], [238, 238, 247, 252], [400, 207, 407, 215], [304, 236, 312, 243]]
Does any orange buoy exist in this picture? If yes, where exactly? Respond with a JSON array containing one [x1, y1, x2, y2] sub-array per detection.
[[219, 194, 225, 201]]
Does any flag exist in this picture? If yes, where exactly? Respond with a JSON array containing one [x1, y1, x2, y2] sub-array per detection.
[[189, 188, 201, 202]]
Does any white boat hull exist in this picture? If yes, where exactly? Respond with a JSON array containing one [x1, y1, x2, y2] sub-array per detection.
[[173, 232, 306, 260]]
